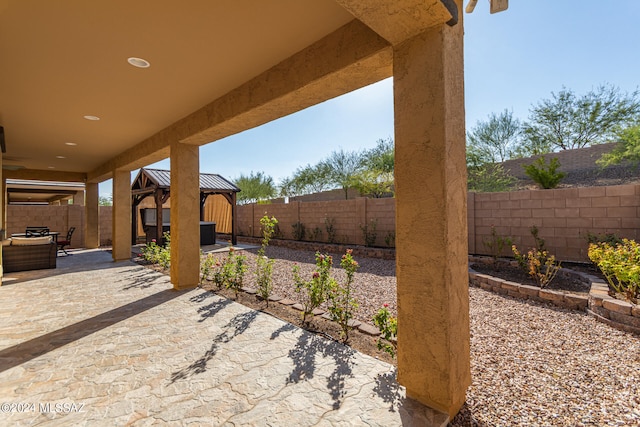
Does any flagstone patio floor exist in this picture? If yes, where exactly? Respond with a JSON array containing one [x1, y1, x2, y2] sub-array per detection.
[[0, 249, 446, 426]]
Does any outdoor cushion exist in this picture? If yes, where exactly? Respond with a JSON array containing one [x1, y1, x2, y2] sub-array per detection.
[[11, 236, 52, 246]]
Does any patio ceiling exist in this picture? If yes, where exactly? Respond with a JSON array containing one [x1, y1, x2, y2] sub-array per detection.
[[0, 1, 454, 183], [0, 1, 351, 178], [0, 1, 456, 183], [6, 179, 84, 204]]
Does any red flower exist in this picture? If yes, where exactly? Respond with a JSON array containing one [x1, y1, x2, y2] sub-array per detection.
[[346, 249, 353, 255], [151, 239, 156, 243], [312, 272, 320, 279], [383, 303, 389, 308]]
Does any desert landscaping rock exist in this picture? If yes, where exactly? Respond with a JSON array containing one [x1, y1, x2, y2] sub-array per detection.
[[232, 245, 639, 426]]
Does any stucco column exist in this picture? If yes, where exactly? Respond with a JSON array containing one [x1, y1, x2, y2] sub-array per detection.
[[393, 21, 470, 417], [170, 141, 200, 289], [85, 182, 99, 249], [112, 170, 131, 261], [73, 190, 84, 206], [1, 177, 6, 238], [0, 158, 3, 279]]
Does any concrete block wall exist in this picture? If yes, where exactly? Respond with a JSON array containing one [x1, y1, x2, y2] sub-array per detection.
[[99, 206, 112, 246], [501, 143, 617, 179], [236, 198, 396, 246], [7, 182, 637, 259], [6, 205, 85, 248], [469, 184, 640, 262]]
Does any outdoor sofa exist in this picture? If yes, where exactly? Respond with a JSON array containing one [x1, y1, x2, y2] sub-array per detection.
[[2, 236, 57, 273]]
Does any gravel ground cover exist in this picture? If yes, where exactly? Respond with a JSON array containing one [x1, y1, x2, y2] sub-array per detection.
[[233, 245, 640, 426], [237, 245, 397, 325]]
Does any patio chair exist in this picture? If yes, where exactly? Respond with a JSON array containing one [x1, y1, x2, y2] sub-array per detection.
[[57, 227, 75, 255]]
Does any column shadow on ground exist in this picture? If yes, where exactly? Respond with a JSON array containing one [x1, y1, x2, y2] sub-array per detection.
[[0, 289, 186, 373], [170, 309, 259, 383], [286, 331, 356, 410]]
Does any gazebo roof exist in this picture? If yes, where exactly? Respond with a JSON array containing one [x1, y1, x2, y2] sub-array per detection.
[[131, 168, 240, 195]]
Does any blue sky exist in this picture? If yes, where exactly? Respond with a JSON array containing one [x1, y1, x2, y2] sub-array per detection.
[[100, 0, 640, 196]]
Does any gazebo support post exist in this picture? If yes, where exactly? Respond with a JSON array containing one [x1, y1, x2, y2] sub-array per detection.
[[154, 188, 163, 245], [231, 192, 237, 245]]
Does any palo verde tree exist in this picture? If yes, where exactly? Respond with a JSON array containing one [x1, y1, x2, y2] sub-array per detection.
[[323, 149, 363, 199], [351, 138, 395, 197], [597, 124, 640, 167], [467, 109, 522, 165], [279, 163, 332, 197], [234, 171, 276, 204], [522, 84, 640, 155]]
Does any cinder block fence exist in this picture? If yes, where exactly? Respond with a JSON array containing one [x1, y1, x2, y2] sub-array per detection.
[[5, 183, 638, 262]]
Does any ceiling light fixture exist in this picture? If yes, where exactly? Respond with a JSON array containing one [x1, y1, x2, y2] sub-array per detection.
[[65, 142, 77, 146], [56, 155, 66, 159], [83, 115, 100, 121], [127, 57, 150, 68], [48, 166, 55, 169]]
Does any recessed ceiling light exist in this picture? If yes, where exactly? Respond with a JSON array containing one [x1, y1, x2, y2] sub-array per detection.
[[65, 142, 77, 146], [56, 155, 66, 159], [83, 115, 100, 121], [48, 166, 55, 169], [127, 57, 150, 68]]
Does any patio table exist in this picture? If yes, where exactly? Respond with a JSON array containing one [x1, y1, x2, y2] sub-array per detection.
[[11, 232, 60, 243]]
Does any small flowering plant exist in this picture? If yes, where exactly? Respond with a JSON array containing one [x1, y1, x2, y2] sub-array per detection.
[[327, 249, 360, 342], [256, 215, 278, 305], [512, 245, 561, 288], [293, 252, 335, 324], [372, 303, 398, 358], [222, 246, 248, 300], [140, 232, 171, 269]]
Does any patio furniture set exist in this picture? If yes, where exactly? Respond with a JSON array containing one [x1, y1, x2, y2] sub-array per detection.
[[1, 226, 75, 273]]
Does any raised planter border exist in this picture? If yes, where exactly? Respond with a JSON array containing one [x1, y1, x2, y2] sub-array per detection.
[[468, 256, 640, 336]]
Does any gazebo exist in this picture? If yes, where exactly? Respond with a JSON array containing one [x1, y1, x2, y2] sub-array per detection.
[[131, 168, 240, 245]]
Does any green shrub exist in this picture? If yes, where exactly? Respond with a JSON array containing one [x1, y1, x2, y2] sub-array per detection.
[[292, 221, 305, 241], [372, 304, 397, 358], [467, 163, 517, 193], [200, 252, 217, 284], [256, 215, 278, 305], [384, 231, 395, 248], [140, 232, 171, 269], [512, 225, 560, 288], [588, 239, 640, 303], [482, 226, 512, 268], [327, 249, 360, 342], [585, 231, 624, 246], [523, 156, 566, 189], [360, 219, 377, 247], [512, 246, 561, 288], [293, 252, 336, 324], [310, 227, 323, 242], [224, 247, 247, 299], [324, 217, 336, 243]]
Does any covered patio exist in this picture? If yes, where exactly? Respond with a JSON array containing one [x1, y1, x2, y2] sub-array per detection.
[[0, 0, 470, 420], [0, 249, 444, 425]]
